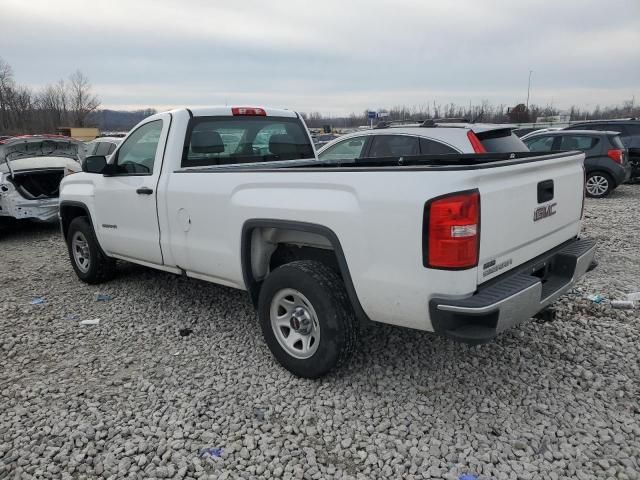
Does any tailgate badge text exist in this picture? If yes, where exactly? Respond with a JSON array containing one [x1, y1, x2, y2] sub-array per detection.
[[533, 203, 557, 222]]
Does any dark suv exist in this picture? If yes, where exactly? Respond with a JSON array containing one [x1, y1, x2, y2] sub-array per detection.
[[564, 119, 640, 178], [523, 130, 631, 198]]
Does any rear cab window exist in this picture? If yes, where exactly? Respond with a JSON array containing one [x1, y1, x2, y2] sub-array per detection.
[[182, 116, 314, 167], [476, 128, 529, 153]]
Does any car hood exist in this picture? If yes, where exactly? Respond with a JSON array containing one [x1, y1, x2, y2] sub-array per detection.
[[0, 136, 84, 174]]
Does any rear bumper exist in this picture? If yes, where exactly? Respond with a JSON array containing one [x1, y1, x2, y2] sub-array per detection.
[[621, 163, 632, 184], [0, 193, 59, 222], [606, 161, 631, 186], [429, 237, 596, 344]]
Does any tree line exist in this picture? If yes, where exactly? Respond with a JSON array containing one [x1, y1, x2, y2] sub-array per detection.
[[0, 57, 100, 135], [302, 99, 639, 129], [1, 56, 638, 134]]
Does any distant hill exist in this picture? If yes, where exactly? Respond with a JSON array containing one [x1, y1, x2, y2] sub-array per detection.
[[88, 109, 158, 132]]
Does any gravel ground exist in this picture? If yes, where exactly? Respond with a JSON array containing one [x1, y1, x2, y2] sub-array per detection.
[[1, 185, 639, 480]]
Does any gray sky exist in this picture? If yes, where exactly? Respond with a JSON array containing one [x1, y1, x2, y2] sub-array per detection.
[[2, 0, 639, 115]]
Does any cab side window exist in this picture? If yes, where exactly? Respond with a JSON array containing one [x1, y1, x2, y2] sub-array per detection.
[[318, 137, 366, 161], [84, 142, 98, 156], [558, 135, 598, 151], [114, 120, 163, 174], [94, 142, 112, 156], [419, 138, 458, 154], [525, 136, 555, 152], [369, 135, 419, 157]]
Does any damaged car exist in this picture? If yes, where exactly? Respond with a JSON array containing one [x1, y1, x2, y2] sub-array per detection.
[[0, 135, 83, 223]]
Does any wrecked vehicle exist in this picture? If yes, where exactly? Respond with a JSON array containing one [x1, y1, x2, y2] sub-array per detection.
[[0, 135, 83, 223]]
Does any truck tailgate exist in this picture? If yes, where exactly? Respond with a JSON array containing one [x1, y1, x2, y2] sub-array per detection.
[[474, 152, 584, 283]]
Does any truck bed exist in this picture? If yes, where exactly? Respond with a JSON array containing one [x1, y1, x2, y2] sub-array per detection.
[[166, 149, 586, 330]]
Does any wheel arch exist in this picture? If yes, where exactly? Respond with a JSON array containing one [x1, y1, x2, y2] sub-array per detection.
[[59, 201, 92, 238], [241, 219, 370, 322], [59, 201, 108, 254]]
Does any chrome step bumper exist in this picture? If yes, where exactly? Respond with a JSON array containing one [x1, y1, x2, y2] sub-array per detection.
[[429, 238, 597, 344]]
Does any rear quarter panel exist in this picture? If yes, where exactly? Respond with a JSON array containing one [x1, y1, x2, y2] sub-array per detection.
[[164, 169, 482, 331]]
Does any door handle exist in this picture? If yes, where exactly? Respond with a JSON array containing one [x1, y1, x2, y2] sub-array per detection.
[[136, 187, 153, 195], [537, 179, 554, 203]]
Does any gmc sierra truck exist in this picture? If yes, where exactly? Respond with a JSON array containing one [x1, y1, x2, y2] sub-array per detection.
[[59, 106, 596, 378]]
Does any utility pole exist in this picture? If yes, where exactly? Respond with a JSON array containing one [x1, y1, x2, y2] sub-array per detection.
[[526, 70, 533, 112]]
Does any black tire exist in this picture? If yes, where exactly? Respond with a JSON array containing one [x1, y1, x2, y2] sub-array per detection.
[[585, 171, 613, 198], [66, 216, 116, 284], [258, 260, 358, 378]]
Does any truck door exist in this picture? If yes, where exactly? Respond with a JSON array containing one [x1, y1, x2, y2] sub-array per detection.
[[92, 113, 171, 265]]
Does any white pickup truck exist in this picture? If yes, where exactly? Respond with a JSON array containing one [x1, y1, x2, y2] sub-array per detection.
[[59, 106, 596, 378]]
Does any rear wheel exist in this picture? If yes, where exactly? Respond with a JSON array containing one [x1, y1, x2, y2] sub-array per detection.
[[258, 260, 358, 378], [66, 216, 116, 283], [585, 172, 613, 198]]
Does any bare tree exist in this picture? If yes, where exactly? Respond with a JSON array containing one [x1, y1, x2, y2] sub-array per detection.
[[68, 70, 100, 127], [37, 79, 69, 131], [0, 57, 16, 131], [8, 85, 34, 132]]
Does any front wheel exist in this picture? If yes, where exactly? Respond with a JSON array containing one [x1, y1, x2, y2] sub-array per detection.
[[258, 260, 358, 378], [585, 172, 613, 198], [66, 216, 116, 284]]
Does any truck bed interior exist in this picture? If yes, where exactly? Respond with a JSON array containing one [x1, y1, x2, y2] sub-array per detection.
[[178, 150, 569, 172]]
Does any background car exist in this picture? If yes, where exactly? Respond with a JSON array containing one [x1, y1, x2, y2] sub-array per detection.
[[512, 127, 540, 138], [523, 130, 630, 198], [317, 120, 528, 162], [564, 119, 640, 178], [0, 135, 83, 223], [84, 137, 122, 158], [313, 133, 341, 149], [520, 127, 562, 140]]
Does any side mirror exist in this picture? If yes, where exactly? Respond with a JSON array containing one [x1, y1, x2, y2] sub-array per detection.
[[82, 155, 107, 174]]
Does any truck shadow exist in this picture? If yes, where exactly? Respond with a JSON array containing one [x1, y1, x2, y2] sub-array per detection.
[[0, 219, 59, 239], [110, 262, 581, 400], [79, 247, 627, 434]]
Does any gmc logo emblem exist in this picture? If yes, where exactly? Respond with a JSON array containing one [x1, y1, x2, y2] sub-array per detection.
[[534, 203, 557, 222]]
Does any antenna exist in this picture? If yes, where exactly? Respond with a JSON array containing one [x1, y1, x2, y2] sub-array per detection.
[[526, 70, 533, 111]]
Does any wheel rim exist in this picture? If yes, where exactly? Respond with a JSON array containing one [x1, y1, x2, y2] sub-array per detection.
[[71, 231, 91, 273], [586, 175, 609, 196], [270, 288, 320, 359]]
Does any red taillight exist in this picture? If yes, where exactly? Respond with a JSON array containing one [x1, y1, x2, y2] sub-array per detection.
[[467, 131, 487, 153], [424, 190, 480, 269], [607, 149, 623, 164], [231, 106, 266, 116]]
